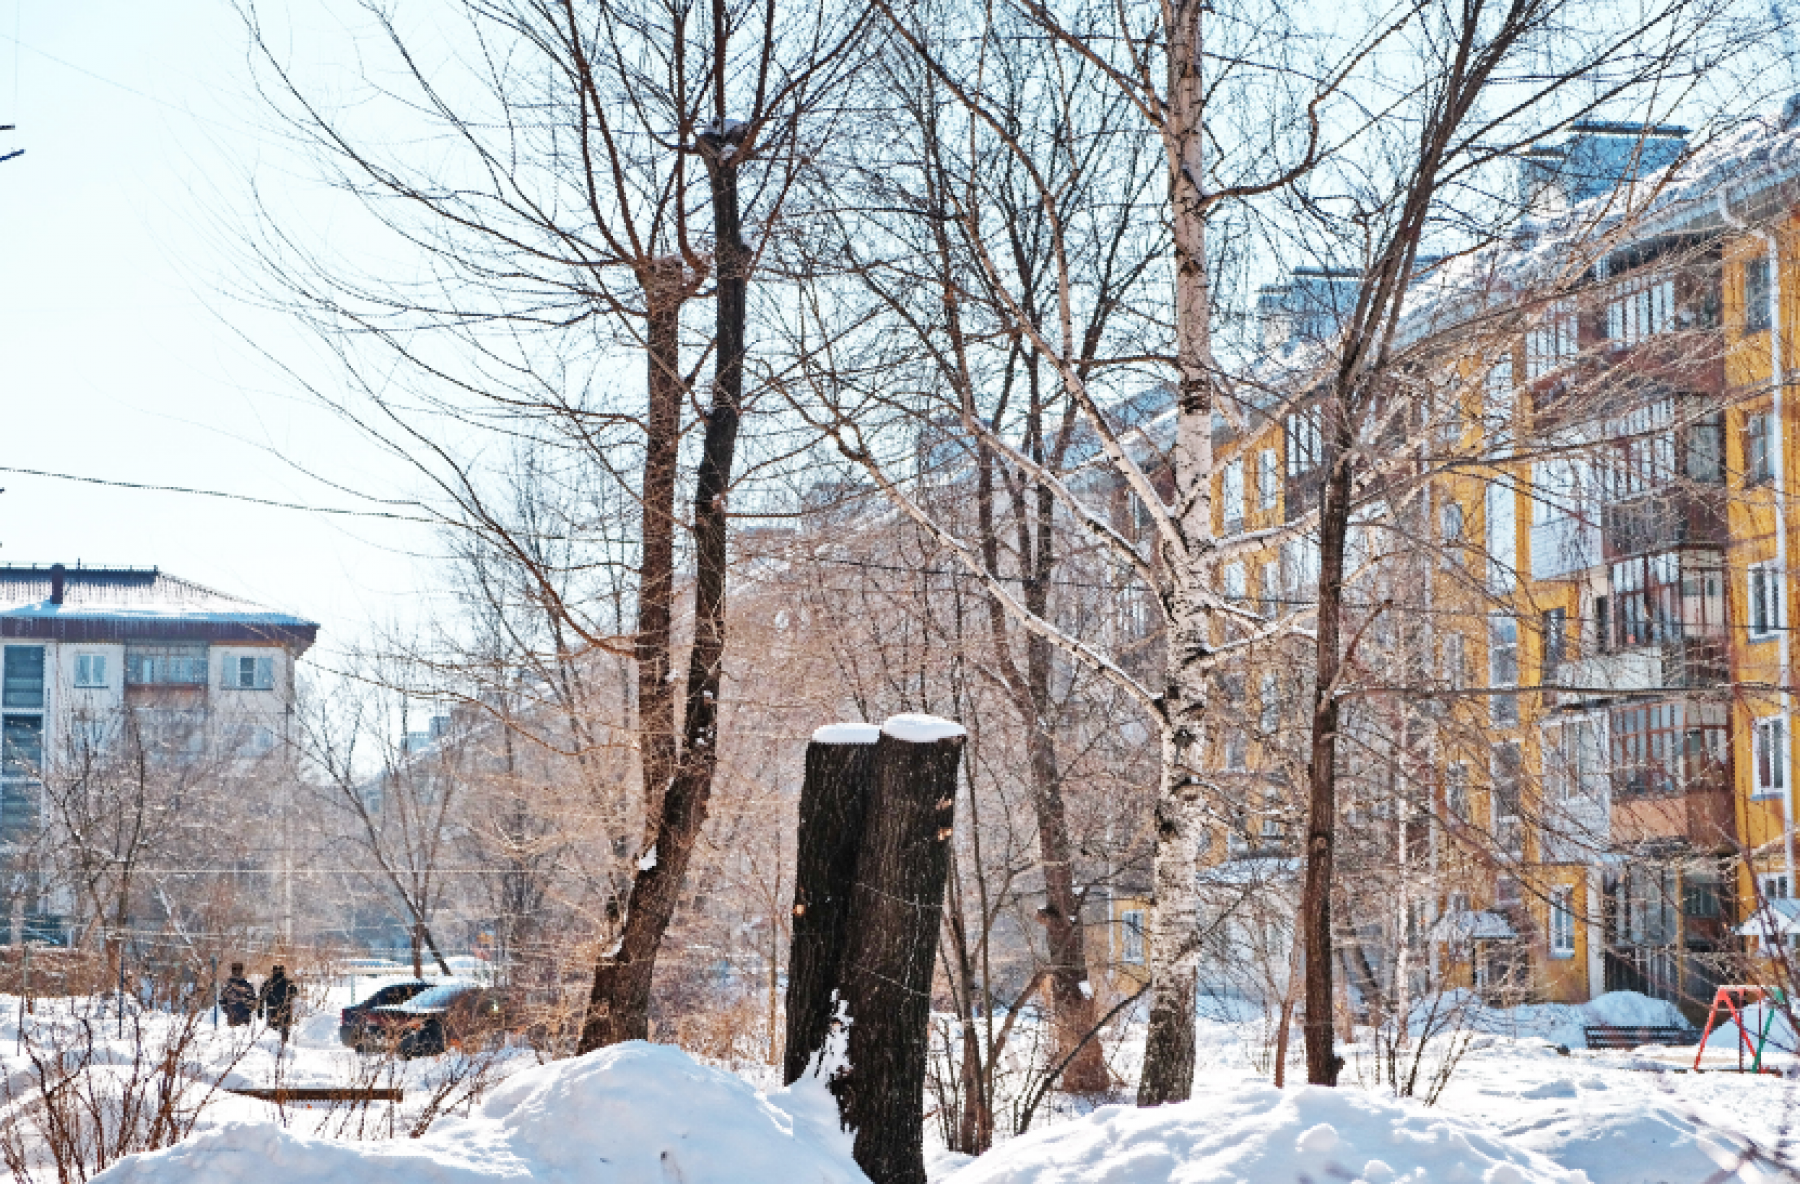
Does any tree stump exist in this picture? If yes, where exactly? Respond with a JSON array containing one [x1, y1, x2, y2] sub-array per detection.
[[837, 715, 964, 1184], [784, 723, 879, 1085]]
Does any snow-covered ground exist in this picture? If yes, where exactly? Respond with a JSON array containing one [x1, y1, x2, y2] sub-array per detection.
[[4, 984, 1794, 1182]]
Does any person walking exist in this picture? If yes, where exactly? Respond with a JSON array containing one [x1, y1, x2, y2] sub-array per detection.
[[259, 964, 298, 1041], [221, 963, 256, 1027]]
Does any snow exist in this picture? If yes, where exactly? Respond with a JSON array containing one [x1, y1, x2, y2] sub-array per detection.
[[939, 1075, 1589, 1183], [881, 714, 967, 743], [90, 1042, 868, 1184], [812, 723, 881, 745], [639, 844, 658, 871]]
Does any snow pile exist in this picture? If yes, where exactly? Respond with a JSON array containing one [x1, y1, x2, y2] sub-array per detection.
[[1453, 990, 1688, 1049], [1701, 1002, 1800, 1057], [942, 1075, 1586, 1184], [813, 722, 880, 745], [90, 1041, 869, 1184], [1492, 1084, 1769, 1184]]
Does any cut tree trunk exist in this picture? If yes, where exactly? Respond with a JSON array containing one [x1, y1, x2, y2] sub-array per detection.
[[837, 721, 964, 1184], [578, 121, 750, 1053], [784, 727, 878, 1084]]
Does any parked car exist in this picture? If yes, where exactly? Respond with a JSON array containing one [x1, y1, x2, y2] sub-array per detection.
[[368, 982, 526, 1058], [339, 979, 433, 1050]]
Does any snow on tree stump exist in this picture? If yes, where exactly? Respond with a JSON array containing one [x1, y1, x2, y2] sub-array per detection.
[[784, 722, 879, 1086], [837, 714, 964, 1184]]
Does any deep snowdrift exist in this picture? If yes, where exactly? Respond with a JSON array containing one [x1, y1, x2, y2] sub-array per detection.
[[941, 1075, 1588, 1184], [89, 1041, 869, 1184]]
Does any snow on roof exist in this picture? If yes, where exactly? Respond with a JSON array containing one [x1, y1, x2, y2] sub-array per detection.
[[1431, 908, 1518, 943], [1735, 899, 1800, 938], [0, 566, 314, 627]]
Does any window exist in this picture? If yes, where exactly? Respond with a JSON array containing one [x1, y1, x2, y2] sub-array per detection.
[[1542, 608, 1567, 684], [223, 654, 275, 691], [1686, 413, 1724, 484], [1260, 673, 1281, 735], [1223, 729, 1248, 771], [1684, 867, 1721, 919], [1283, 535, 1320, 598], [1441, 501, 1464, 542], [1746, 411, 1773, 485], [1493, 741, 1523, 855], [1223, 563, 1247, 605], [1257, 449, 1279, 510], [1750, 562, 1785, 641], [1486, 481, 1516, 593], [125, 644, 208, 686], [1222, 459, 1245, 533], [1754, 715, 1788, 799], [1614, 702, 1681, 797], [1545, 716, 1607, 802], [1446, 763, 1470, 821], [1760, 873, 1790, 902], [1549, 887, 1575, 958], [1527, 304, 1579, 380], [1120, 909, 1146, 965], [234, 725, 278, 758], [1260, 561, 1281, 616], [1, 715, 42, 782], [73, 654, 107, 689], [1443, 632, 1468, 690], [1746, 257, 1772, 335], [1490, 616, 1519, 726], [1285, 408, 1323, 476], [1607, 277, 1676, 343], [2, 647, 44, 710]]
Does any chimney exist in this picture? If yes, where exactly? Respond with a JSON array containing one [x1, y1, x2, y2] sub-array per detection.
[[49, 564, 65, 606]]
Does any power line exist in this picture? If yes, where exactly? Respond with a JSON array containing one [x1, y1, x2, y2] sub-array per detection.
[[0, 465, 436, 524]]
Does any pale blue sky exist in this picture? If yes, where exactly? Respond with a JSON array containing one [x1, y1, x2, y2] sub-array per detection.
[[0, 1, 435, 663]]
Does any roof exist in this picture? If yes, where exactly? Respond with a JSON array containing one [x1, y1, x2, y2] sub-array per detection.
[[0, 565, 319, 652]]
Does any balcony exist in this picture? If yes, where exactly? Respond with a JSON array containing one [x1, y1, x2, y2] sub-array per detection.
[[1556, 649, 1659, 707]]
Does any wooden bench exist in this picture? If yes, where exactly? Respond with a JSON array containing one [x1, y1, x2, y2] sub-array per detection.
[[1582, 1023, 1698, 1050], [224, 1087, 404, 1104]]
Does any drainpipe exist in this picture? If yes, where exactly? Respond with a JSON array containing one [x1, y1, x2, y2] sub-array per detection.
[[1720, 193, 1794, 900]]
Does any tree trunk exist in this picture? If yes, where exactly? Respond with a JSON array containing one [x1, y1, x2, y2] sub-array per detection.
[[579, 121, 750, 1053], [837, 723, 963, 1184], [784, 729, 877, 1084], [637, 257, 687, 845], [1138, 0, 1212, 1109], [1301, 428, 1353, 1086]]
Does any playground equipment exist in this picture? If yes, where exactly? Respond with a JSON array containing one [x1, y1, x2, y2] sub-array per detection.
[[1693, 985, 1787, 1073]]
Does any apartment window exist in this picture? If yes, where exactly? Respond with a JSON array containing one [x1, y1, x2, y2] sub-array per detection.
[[1542, 608, 1567, 684], [1485, 481, 1516, 593], [1746, 411, 1774, 485], [1222, 459, 1245, 533], [1614, 702, 1680, 797], [1120, 909, 1146, 965], [1754, 715, 1788, 799], [1257, 449, 1279, 510], [1446, 762, 1469, 821], [1760, 873, 1791, 902], [234, 725, 278, 758], [1223, 729, 1248, 771], [1750, 562, 1785, 641], [1684, 867, 1722, 919], [1493, 741, 1523, 855], [1490, 615, 1519, 727], [125, 644, 208, 686], [1223, 562, 1247, 605], [1283, 535, 1320, 599], [1606, 277, 1676, 344], [1545, 716, 1607, 802], [1527, 304, 1579, 380], [1260, 561, 1281, 616], [73, 654, 107, 689], [1285, 408, 1323, 476], [1441, 501, 1464, 542], [1549, 886, 1576, 958], [1443, 632, 1468, 690], [1686, 413, 1725, 484], [1260, 673, 1281, 735], [1746, 257, 1772, 335], [2, 647, 44, 711], [223, 654, 275, 691]]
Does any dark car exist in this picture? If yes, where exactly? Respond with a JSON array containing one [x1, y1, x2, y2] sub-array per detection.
[[368, 982, 523, 1058], [338, 979, 432, 1050]]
